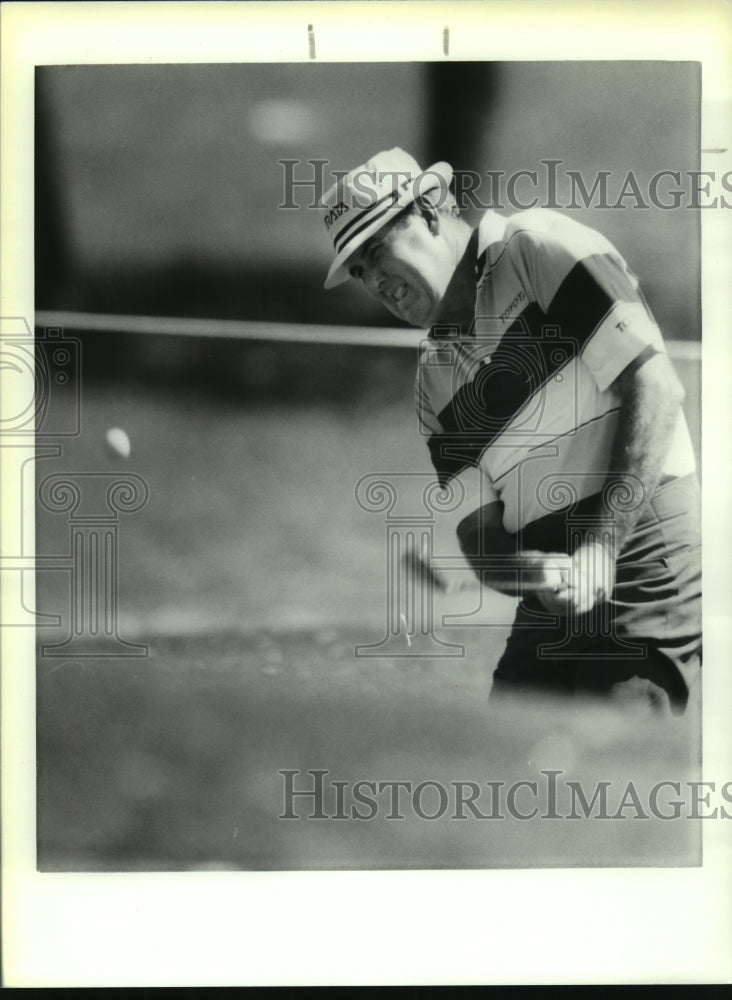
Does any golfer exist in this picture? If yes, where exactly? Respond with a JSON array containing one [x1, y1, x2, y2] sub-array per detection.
[[321, 147, 701, 715]]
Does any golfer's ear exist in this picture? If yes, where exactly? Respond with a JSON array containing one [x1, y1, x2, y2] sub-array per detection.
[[414, 195, 441, 234]]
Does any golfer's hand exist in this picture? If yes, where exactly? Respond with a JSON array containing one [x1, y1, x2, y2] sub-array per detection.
[[522, 552, 573, 613], [538, 541, 616, 616]]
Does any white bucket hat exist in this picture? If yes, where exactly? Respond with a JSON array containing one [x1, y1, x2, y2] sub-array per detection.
[[322, 147, 454, 289]]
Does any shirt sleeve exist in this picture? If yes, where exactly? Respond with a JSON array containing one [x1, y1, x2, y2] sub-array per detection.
[[514, 223, 665, 392]]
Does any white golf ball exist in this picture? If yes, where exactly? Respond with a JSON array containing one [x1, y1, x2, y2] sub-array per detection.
[[104, 426, 131, 461]]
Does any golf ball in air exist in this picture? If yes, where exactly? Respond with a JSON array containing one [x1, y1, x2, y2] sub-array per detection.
[[104, 427, 131, 461]]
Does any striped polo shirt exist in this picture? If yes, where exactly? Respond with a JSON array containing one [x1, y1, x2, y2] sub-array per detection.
[[416, 208, 696, 540]]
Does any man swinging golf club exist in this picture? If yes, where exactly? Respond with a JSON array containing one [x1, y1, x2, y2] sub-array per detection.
[[320, 147, 701, 715]]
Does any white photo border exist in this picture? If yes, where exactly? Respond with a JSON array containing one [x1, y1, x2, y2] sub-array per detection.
[[2, 0, 731, 987]]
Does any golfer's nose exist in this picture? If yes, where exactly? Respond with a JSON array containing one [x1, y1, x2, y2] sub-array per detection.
[[363, 267, 383, 299]]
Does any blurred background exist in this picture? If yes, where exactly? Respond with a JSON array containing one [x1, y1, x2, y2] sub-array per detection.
[[34, 62, 702, 871], [36, 62, 700, 399]]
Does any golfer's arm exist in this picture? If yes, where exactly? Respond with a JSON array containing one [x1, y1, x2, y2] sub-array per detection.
[[456, 500, 549, 597], [597, 349, 685, 553]]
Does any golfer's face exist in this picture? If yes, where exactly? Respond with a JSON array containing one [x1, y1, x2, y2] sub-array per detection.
[[348, 212, 446, 328]]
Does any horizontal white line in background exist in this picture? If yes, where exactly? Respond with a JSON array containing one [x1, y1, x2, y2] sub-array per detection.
[[35, 310, 701, 360]]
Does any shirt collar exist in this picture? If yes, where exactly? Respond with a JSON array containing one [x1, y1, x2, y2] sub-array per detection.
[[476, 209, 508, 263], [428, 214, 506, 341], [428, 227, 481, 340]]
